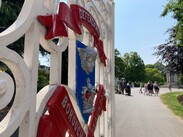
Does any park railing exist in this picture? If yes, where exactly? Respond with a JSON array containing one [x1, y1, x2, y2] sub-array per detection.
[[0, 0, 115, 136]]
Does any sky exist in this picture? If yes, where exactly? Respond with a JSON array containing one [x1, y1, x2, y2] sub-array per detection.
[[115, 0, 176, 65], [40, 0, 176, 66]]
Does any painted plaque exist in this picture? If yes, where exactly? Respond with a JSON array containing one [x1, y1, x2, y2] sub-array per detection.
[[76, 40, 97, 123]]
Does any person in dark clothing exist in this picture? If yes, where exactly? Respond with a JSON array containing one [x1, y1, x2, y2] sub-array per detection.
[[125, 83, 131, 96], [153, 81, 159, 96], [147, 81, 154, 96], [168, 82, 172, 92], [120, 78, 126, 94]]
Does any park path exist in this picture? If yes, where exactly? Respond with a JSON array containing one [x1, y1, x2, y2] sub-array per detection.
[[115, 88, 183, 137]]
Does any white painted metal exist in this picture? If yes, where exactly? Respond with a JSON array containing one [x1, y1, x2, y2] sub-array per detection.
[[0, 0, 115, 136]]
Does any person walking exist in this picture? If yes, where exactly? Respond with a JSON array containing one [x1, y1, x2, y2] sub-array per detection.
[[168, 82, 172, 92], [139, 84, 143, 94], [148, 81, 154, 96], [125, 83, 131, 96], [120, 78, 126, 94], [153, 81, 159, 96], [143, 83, 148, 95]]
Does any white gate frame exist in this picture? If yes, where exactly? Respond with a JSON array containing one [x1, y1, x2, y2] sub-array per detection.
[[0, 0, 115, 136]]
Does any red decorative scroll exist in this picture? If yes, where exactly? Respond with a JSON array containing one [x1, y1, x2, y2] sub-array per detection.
[[70, 4, 100, 39], [37, 85, 86, 137], [58, 2, 82, 35], [37, 2, 107, 66], [37, 115, 63, 137], [37, 14, 68, 39], [47, 85, 86, 137], [94, 39, 107, 66], [88, 84, 106, 137], [37, 84, 106, 137]]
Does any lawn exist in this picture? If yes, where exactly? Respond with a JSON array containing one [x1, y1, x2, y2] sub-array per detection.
[[160, 92, 183, 119]]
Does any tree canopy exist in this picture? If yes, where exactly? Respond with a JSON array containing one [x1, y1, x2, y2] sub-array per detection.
[[0, 0, 24, 31], [161, 0, 183, 46], [0, 0, 24, 55], [122, 52, 145, 82], [145, 65, 165, 84], [115, 49, 125, 79], [115, 49, 166, 85], [154, 0, 183, 74]]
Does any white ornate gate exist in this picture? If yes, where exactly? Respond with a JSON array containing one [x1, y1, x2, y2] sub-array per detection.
[[0, 0, 115, 137]]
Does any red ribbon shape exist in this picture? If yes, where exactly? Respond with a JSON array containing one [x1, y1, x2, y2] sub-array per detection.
[[70, 4, 100, 39], [58, 3, 82, 35], [37, 85, 86, 137], [88, 84, 106, 137], [94, 39, 107, 66], [37, 14, 68, 39], [37, 2, 107, 66], [37, 84, 106, 137]]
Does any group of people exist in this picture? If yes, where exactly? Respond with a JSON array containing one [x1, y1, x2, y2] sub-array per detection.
[[115, 78, 131, 96], [115, 78, 161, 96], [115, 77, 178, 96], [140, 81, 159, 96]]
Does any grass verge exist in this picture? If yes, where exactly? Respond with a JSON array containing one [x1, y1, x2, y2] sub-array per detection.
[[160, 92, 183, 120]]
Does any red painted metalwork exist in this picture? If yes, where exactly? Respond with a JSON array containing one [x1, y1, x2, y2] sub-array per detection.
[[37, 2, 107, 66], [37, 84, 106, 137], [37, 4, 107, 136], [88, 84, 106, 137], [58, 2, 82, 35], [70, 4, 100, 39], [37, 85, 86, 137], [37, 14, 68, 39], [94, 39, 107, 66], [37, 115, 63, 137]]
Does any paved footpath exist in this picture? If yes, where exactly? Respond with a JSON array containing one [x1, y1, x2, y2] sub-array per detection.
[[115, 88, 183, 137]]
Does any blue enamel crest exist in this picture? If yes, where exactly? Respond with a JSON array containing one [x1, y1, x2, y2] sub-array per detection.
[[76, 40, 97, 123]]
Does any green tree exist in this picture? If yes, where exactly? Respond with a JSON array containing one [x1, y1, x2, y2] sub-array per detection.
[[115, 49, 125, 79], [0, 0, 24, 55], [154, 61, 166, 80], [146, 62, 166, 81], [154, 0, 183, 74], [161, 0, 183, 46], [145, 67, 165, 84], [154, 62, 166, 72], [0, 0, 24, 30], [122, 52, 145, 82], [37, 68, 49, 91]]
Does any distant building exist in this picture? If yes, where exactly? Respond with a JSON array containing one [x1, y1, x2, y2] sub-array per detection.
[[166, 72, 182, 88], [166, 72, 178, 83]]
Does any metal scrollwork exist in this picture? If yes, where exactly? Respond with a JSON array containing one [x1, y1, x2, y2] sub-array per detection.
[[0, 72, 14, 110], [0, 47, 31, 136]]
